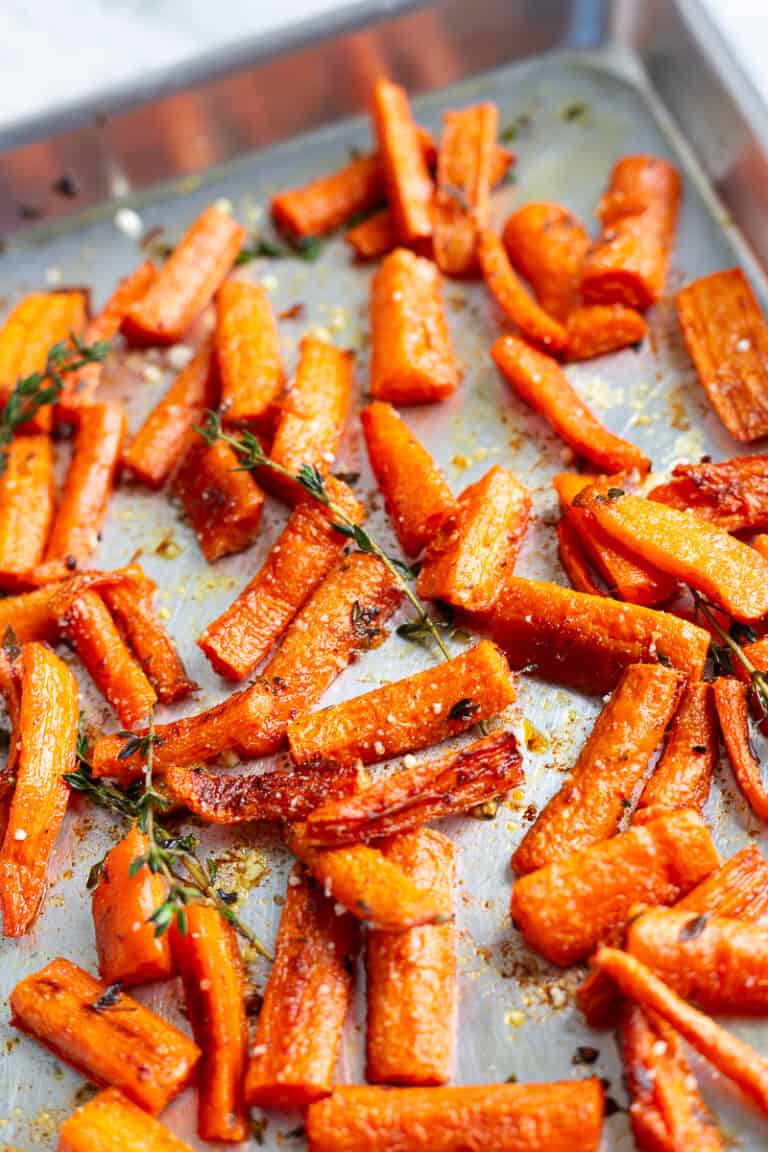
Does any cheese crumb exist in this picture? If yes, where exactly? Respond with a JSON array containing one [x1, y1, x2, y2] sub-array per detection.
[[114, 207, 143, 238]]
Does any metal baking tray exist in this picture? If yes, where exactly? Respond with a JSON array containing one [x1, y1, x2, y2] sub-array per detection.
[[2, 0, 768, 1147]]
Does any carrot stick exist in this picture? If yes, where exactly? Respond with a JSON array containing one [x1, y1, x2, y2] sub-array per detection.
[[361, 401, 454, 558], [123, 205, 245, 346], [305, 731, 522, 845], [475, 576, 710, 694], [244, 865, 358, 1109], [10, 957, 200, 1114], [649, 454, 768, 532], [91, 825, 174, 987], [174, 435, 265, 562], [511, 809, 718, 966], [556, 518, 603, 595], [372, 80, 433, 248], [512, 663, 683, 875], [0, 582, 62, 645], [492, 334, 650, 474], [287, 639, 516, 767], [345, 209, 396, 261], [0, 435, 55, 572], [417, 466, 530, 610], [712, 676, 768, 818], [502, 202, 591, 322], [305, 1080, 605, 1152], [580, 155, 681, 309], [59, 1088, 197, 1152], [0, 650, 20, 844], [633, 682, 717, 824], [0, 292, 87, 431], [370, 248, 459, 405], [217, 279, 284, 426], [434, 103, 497, 277], [122, 335, 219, 488], [171, 903, 248, 1141], [366, 829, 456, 1085], [272, 153, 386, 239], [479, 231, 569, 354], [566, 304, 647, 362]]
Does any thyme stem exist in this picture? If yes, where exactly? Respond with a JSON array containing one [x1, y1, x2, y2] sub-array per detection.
[[692, 591, 768, 714]]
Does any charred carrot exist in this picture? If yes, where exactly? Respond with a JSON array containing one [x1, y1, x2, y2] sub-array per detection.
[[345, 209, 396, 261], [479, 231, 569, 354], [0, 435, 55, 573], [502, 202, 591, 322], [287, 639, 516, 766], [244, 865, 358, 1109], [366, 829, 455, 1085], [512, 663, 683, 875], [171, 904, 248, 1141], [272, 153, 386, 239], [580, 155, 681, 309], [566, 304, 647, 362], [370, 247, 459, 405], [361, 401, 454, 558], [713, 676, 768, 819], [174, 435, 265, 562], [123, 205, 245, 345], [91, 825, 174, 987], [59, 1088, 197, 1152], [10, 957, 200, 1114], [492, 334, 650, 474], [649, 454, 768, 531], [434, 103, 497, 277], [417, 466, 530, 610], [511, 809, 718, 966], [633, 682, 717, 824], [0, 292, 87, 431], [556, 518, 603, 595], [372, 80, 433, 247], [217, 279, 284, 426]]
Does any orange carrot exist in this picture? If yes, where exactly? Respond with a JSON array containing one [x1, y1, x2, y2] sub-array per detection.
[[0, 435, 55, 573], [754, 534, 768, 562], [174, 435, 265, 562], [345, 209, 396, 261], [370, 248, 459, 405], [361, 400, 454, 558], [580, 155, 681, 309], [502, 202, 591, 322], [10, 957, 200, 1114], [492, 334, 650, 474], [649, 454, 768, 532], [556, 518, 603, 595], [171, 904, 248, 1141], [434, 103, 497, 277], [512, 663, 683, 875], [633, 682, 717, 824], [733, 635, 768, 717], [0, 650, 20, 844], [287, 639, 516, 766], [217, 279, 284, 426], [272, 153, 386, 239], [0, 643, 78, 936], [244, 865, 358, 1109], [91, 825, 174, 987], [59, 1088, 197, 1152], [713, 676, 768, 819], [566, 304, 647, 361], [0, 582, 62, 645], [511, 809, 718, 966], [123, 205, 245, 345], [0, 292, 87, 431], [479, 231, 569, 354], [372, 80, 433, 248], [366, 829, 456, 1085], [417, 466, 530, 610]]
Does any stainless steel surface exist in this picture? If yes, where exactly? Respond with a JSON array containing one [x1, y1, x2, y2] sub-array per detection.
[[2, 2, 768, 1148]]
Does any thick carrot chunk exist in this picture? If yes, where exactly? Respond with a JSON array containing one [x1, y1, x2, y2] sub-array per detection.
[[217, 279, 284, 425], [434, 103, 497, 277], [649, 453, 768, 531], [566, 304, 647, 361], [479, 231, 569, 354], [0, 292, 87, 431], [272, 153, 385, 239], [633, 682, 717, 824], [174, 435, 265, 562], [372, 80, 433, 248], [0, 583, 62, 645], [502, 202, 591, 321], [345, 209, 396, 261], [0, 435, 55, 573], [59, 1088, 196, 1152]]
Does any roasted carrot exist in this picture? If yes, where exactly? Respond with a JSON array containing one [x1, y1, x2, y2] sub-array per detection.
[[0, 583, 61, 645], [0, 435, 55, 573], [492, 334, 650, 474], [361, 401, 454, 557], [366, 829, 455, 1085], [174, 435, 265, 561], [479, 231, 569, 354], [649, 454, 768, 532], [92, 825, 174, 987], [475, 577, 710, 694], [417, 466, 530, 609], [0, 291, 87, 431], [713, 676, 768, 819], [580, 155, 681, 309], [217, 279, 284, 426], [556, 518, 603, 595], [511, 809, 718, 966], [733, 635, 768, 716], [272, 153, 386, 239], [633, 682, 717, 824], [59, 1088, 197, 1152], [345, 209, 396, 261], [566, 304, 647, 361], [10, 957, 200, 1114], [287, 639, 516, 766], [512, 663, 683, 875], [305, 1080, 605, 1152], [171, 903, 248, 1141], [502, 202, 591, 322], [0, 650, 20, 844], [370, 247, 459, 404], [123, 205, 245, 345], [754, 533, 768, 562], [372, 80, 433, 248], [434, 103, 497, 277], [244, 865, 358, 1109], [122, 335, 219, 488]]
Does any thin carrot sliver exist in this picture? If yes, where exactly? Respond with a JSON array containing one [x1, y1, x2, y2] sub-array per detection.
[[372, 80, 433, 247], [434, 103, 497, 277], [555, 518, 603, 595], [217, 279, 284, 425], [633, 682, 717, 824], [0, 435, 55, 573], [174, 435, 265, 562], [479, 231, 569, 354], [502, 202, 591, 322], [713, 676, 768, 819]]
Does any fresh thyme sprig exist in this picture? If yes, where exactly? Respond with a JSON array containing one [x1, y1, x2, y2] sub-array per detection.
[[692, 591, 768, 714]]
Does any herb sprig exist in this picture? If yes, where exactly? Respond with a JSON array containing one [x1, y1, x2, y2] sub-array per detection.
[[692, 591, 768, 714]]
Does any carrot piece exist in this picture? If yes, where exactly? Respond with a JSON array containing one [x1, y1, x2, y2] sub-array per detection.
[[306, 1080, 604, 1152], [92, 552, 401, 778], [217, 279, 284, 426], [0, 643, 77, 936], [174, 435, 265, 562], [370, 247, 459, 405], [305, 731, 522, 846], [10, 957, 200, 1114], [122, 335, 218, 488], [511, 809, 718, 966], [434, 103, 497, 277], [0, 582, 61, 645], [0, 292, 87, 431], [0, 435, 55, 572], [417, 466, 530, 609], [372, 80, 433, 248], [91, 825, 174, 987], [649, 454, 768, 532], [583, 487, 768, 621], [479, 231, 569, 354], [633, 682, 717, 824], [0, 650, 20, 844], [733, 635, 768, 716], [580, 155, 681, 309], [713, 676, 768, 818], [244, 865, 358, 1109], [556, 518, 604, 595], [171, 904, 248, 1141], [476, 577, 710, 694], [678, 844, 768, 920], [59, 1087, 197, 1152], [593, 946, 768, 1115], [502, 202, 591, 322], [123, 205, 245, 346], [512, 664, 683, 875], [287, 639, 516, 766], [361, 401, 454, 558], [566, 304, 647, 362], [366, 829, 456, 1085], [492, 334, 650, 474], [272, 153, 386, 239], [345, 209, 396, 261]]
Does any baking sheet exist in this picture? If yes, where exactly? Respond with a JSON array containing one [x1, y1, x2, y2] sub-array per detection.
[[2, 45, 768, 1150]]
